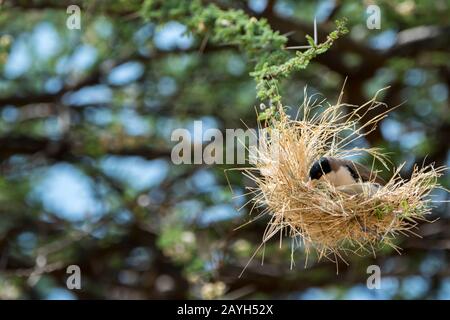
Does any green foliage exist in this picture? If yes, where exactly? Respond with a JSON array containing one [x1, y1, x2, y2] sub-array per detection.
[[141, 0, 348, 111], [142, 0, 287, 62], [251, 19, 348, 103], [374, 202, 394, 220]]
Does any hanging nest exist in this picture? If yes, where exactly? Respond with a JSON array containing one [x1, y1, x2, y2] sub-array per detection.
[[242, 88, 447, 265]]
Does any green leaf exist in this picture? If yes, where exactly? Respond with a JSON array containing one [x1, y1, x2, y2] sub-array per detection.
[[257, 111, 269, 121], [306, 35, 316, 47]]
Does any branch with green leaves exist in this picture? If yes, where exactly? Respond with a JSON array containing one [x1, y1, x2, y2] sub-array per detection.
[[141, 0, 348, 120], [252, 19, 348, 118]]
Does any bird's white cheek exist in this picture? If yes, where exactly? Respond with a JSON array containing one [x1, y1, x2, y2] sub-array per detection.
[[322, 171, 336, 184], [334, 167, 357, 186]]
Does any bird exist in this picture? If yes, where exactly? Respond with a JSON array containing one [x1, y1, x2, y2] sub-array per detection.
[[307, 157, 386, 195]]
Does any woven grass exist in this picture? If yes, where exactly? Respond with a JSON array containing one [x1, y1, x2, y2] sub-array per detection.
[[239, 88, 446, 266]]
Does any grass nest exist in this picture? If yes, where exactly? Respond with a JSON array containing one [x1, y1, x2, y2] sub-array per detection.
[[241, 88, 447, 266]]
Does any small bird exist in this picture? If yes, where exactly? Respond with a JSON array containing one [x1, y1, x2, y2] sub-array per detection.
[[308, 157, 385, 195]]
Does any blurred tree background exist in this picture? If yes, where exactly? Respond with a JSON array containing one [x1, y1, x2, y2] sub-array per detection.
[[0, 0, 449, 299]]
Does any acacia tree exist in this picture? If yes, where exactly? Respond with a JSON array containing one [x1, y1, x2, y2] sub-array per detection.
[[0, 0, 449, 299]]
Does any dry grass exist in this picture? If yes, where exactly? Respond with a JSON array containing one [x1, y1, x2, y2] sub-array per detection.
[[238, 87, 447, 267]]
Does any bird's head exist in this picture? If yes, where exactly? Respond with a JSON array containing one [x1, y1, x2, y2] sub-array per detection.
[[308, 157, 331, 181]]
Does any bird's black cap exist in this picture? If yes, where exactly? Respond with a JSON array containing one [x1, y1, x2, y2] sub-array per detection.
[[309, 157, 331, 180]]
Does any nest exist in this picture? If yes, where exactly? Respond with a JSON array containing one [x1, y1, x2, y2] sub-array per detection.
[[242, 89, 446, 265]]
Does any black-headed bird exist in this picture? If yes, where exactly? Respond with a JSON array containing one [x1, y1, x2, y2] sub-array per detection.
[[308, 157, 385, 195]]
